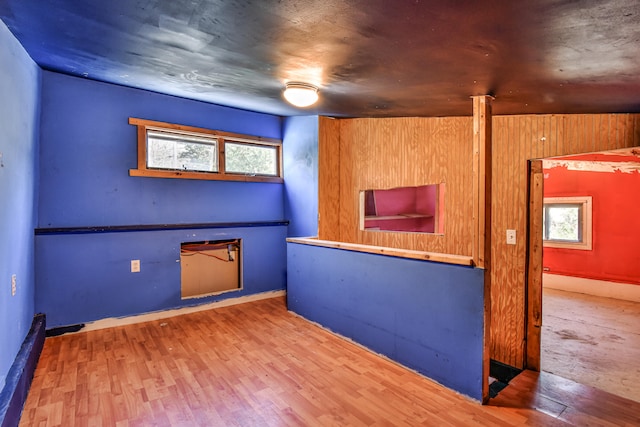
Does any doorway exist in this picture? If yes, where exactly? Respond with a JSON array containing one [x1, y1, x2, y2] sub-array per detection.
[[526, 148, 640, 402]]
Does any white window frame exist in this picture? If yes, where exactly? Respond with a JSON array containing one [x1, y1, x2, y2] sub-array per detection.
[[543, 196, 592, 250], [146, 128, 219, 173]]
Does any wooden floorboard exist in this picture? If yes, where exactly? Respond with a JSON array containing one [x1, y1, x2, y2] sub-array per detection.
[[542, 288, 640, 403], [19, 297, 634, 426], [490, 369, 640, 426]]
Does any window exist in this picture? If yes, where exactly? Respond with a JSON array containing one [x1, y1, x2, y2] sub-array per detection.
[[129, 118, 282, 183], [225, 142, 278, 176], [543, 196, 592, 250], [147, 129, 218, 173]]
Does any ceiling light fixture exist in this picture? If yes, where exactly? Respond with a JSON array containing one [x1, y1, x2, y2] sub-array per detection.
[[283, 82, 319, 108]]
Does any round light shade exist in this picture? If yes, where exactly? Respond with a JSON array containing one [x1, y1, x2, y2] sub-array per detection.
[[283, 82, 319, 107]]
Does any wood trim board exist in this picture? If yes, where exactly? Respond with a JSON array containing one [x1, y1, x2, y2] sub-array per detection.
[[287, 237, 474, 266]]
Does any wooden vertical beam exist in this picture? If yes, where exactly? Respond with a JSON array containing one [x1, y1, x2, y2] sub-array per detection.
[[318, 116, 341, 240], [136, 124, 147, 170], [217, 139, 226, 174], [472, 95, 493, 269], [526, 160, 544, 370], [472, 95, 493, 404]]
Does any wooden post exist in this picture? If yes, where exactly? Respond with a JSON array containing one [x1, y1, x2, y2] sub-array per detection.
[[318, 116, 341, 240], [472, 95, 493, 404], [526, 160, 544, 370], [472, 95, 493, 269]]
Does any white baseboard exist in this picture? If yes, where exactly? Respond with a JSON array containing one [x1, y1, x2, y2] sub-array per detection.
[[79, 290, 286, 333], [543, 273, 640, 302]]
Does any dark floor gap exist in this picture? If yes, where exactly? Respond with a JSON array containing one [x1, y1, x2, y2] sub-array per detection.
[[46, 323, 85, 337], [489, 359, 523, 398]]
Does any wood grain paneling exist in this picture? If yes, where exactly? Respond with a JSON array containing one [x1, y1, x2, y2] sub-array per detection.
[[491, 114, 640, 368], [319, 112, 640, 371], [471, 95, 494, 404], [318, 116, 341, 240], [526, 160, 544, 371], [319, 116, 474, 256]]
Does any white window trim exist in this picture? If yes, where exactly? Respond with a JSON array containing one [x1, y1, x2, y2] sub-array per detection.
[[543, 196, 593, 250], [146, 128, 219, 173]]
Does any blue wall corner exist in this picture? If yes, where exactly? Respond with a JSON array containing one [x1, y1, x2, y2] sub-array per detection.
[[0, 20, 40, 392], [35, 71, 287, 327], [38, 71, 284, 228], [283, 116, 318, 237], [287, 243, 485, 401]]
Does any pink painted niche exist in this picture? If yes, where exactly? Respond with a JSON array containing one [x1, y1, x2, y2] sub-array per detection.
[[362, 183, 445, 234]]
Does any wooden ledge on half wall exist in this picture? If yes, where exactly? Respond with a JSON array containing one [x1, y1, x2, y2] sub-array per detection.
[[286, 237, 475, 267]]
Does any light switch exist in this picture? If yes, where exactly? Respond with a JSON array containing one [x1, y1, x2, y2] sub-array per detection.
[[506, 229, 516, 245], [131, 260, 141, 273]]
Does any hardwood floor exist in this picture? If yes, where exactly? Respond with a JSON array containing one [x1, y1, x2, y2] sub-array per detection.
[[491, 369, 640, 426], [542, 288, 640, 402], [20, 297, 638, 426]]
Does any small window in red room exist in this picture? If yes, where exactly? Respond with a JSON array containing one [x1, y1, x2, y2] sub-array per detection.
[[543, 196, 592, 250]]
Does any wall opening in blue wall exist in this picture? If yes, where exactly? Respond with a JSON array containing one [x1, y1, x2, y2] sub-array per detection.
[[180, 239, 242, 298]]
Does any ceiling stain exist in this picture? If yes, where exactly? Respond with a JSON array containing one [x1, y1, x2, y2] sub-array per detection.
[[1, 0, 639, 117]]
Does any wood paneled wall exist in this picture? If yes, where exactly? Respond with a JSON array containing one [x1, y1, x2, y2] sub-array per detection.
[[319, 116, 474, 256], [319, 113, 640, 370], [318, 116, 341, 241], [490, 113, 640, 367]]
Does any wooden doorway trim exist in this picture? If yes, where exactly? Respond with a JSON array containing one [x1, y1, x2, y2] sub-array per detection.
[[525, 159, 544, 370]]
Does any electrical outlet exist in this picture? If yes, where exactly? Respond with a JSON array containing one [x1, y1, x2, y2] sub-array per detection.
[[11, 274, 16, 296], [131, 260, 141, 273], [506, 229, 516, 245]]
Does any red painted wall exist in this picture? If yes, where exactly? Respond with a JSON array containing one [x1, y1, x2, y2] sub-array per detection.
[[543, 165, 640, 285]]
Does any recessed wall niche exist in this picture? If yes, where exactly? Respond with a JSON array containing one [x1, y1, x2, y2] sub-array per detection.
[[180, 239, 241, 298], [360, 183, 445, 234]]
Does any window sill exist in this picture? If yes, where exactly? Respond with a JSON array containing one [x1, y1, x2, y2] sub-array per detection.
[[543, 241, 592, 251], [364, 214, 433, 221], [129, 168, 283, 183]]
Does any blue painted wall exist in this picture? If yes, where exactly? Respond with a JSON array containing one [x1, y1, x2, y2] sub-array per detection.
[[36, 71, 287, 328], [38, 72, 283, 228], [283, 116, 318, 237], [287, 243, 485, 401], [0, 21, 40, 391], [37, 227, 286, 327]]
